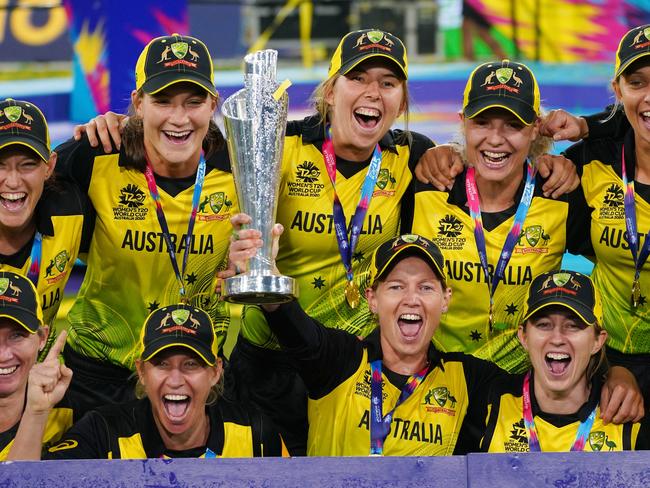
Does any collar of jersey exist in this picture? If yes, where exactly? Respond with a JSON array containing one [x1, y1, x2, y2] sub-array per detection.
[[300, 114, 398, 154]]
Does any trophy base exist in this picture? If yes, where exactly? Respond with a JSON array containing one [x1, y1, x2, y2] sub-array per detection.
[[222, 274, 297, 304]]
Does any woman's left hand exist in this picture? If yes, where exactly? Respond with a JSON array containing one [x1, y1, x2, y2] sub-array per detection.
[[600, 366, 645, 424], [535, 154, 580, 199]]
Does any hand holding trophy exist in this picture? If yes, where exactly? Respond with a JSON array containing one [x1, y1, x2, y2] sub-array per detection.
[[222, 50, 297, 304]]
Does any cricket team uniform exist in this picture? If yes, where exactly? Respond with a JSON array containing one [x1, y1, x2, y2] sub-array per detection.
[[44, 398, 286, 459], [227, 116, 434, 454], [264, 301, 505, 456], [405, 168, 590, 372], [565, 122, 650, 401], [54, 137, 237, 409], [480, 373, 649, 452]]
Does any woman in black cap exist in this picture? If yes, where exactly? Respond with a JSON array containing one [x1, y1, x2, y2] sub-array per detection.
[[9, 303, 285, 459], [480, 270, 649, 452], [0, 99, 90, 351]]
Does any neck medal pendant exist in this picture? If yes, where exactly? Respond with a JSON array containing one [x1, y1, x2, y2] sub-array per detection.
[[632, 279, 641, 308], [345, 280, 360, 309]]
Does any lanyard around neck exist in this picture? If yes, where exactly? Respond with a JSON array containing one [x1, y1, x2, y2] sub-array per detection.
[[26, 231, 42, 285], [322, 125, 382, 308], [620, 147, 650, 307], [465, 160, 536, 330], [369, 359, 429, 456], [143, 153, 206, 301], [522, 371, 596, 452]]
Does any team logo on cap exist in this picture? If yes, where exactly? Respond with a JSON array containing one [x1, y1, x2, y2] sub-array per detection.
[[537, 272, 581, 294], [157, 308, 201, 334], [630, 27, 650, 48], [3, 106, 22, 123], [496, 67, 513, 84], [354, 30, 394, 52], [172, 42, 188, 59], [0, 278, 21, 302], [172, 308, 190, 325], [158, 39, 198, 69], [198, 192, 232, 221], [0, 105, 33, 131], [422, 386, 457, 416], [480, 65, 524, 94]]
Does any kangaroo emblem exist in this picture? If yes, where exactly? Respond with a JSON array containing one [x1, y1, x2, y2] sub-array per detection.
[[631, 31, 644, 46], [384, 37, 394, 48], [481, 71, 496, 86], [45, 259, 56, 277], [157, 45, 171, 63], [539, 276, 553, 291], [423, 390, 434, 405], [156, 313, 172, 330], [569, 276, 582, 290], [22, 113, 33, 125], [198, 196, 209, 213], [9, 282, 21, 296], [188, 46, 199, 61], [447, 394, 457, 408], [354, 33, 367, 48], [511, 72, 523, 87]]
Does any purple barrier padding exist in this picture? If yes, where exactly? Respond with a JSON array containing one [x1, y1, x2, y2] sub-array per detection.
[[466, 451, 650, 488], [0, 456, 466, 488]]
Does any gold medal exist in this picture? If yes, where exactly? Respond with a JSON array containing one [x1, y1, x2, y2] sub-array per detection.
[[632, 279, 641, 308], [345, 280, 361, 309], [488, 302, 494, 332]]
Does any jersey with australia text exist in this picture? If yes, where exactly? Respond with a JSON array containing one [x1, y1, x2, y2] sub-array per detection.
[[0, 185, 89, 328], [240, 116, 433, 348], [480, 373, 647, 452], [54, 138, 237, 370], [566, 129, 650, 354], [409, 168, 590, 372]]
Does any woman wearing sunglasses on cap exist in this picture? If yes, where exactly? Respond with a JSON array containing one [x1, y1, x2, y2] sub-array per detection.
[[403, 60, 643, 423], [479, 270, 649, 452], [0, 99, 91, 353], [51, 34, 238, 415], [9, 303, 286, 460]]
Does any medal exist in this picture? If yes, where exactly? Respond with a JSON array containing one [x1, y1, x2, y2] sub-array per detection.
[[632, 279, 641, 308], [345, 280, 360, 309], [488, 302, 494, 331]]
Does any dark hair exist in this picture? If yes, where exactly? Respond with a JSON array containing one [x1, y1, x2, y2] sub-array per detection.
[[121, 88, 224, 172]]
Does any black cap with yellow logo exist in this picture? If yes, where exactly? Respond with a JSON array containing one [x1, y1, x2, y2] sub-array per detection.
[[135, 33, 217, 96], [140, 304, 217, 365], [462, 59, 540, 126], [522, 270, 603, 327], [0, 98, 50, 162], [370, 234, 446, 287], [615, 24, 650, 78], [0, 271, 43, 333], [328, 29, 408, 80]]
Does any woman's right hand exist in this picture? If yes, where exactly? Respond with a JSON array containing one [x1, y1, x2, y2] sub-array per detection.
[[414, 144, 464, 191], [73, 112, 128, 153]]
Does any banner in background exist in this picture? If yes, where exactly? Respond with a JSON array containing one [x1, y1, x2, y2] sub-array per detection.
[[63, 0, 187, 121]]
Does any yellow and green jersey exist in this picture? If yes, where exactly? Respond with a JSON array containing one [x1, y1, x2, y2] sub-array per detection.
[[408, 168, 590, 372], [55, 138, 237, 370], [0, 185, 90, 327], [241, 116, 433, 348], [566, 129, 650, 354], [481, 373, 648, 452], [44, 398, 286, 459]]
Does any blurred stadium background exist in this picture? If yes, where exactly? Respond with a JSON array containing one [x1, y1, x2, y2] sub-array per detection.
[[1, 0, 648, 353]]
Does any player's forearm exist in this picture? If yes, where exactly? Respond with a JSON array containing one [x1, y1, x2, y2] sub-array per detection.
[[7, 410, 49, 460]]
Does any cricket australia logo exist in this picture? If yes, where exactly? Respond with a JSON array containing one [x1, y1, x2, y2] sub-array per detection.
[[198, 192, 232, 221], [630, 27, 650, 50], [45, 250, 71, 284], [114, 184, 148, 221], [504, 419, 529, 452], [480, 65, 525, 94], [373, 168, 396, 197], [354, 30, 396, 53], [0, 277, 22, 304], [515, 225, 550, 255], [433, 214, 466, 250], [588, 431, 617, 451], [599, 183, 624, 219], [156, 307, 201, 334], [157, 39, 200, 68], [422, 386, 457, 416], [0, 105, 34, 131], [288, 161, 325, 197]]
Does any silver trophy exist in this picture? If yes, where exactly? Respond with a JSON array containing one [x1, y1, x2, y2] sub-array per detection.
[[222, 50, 297, 304]]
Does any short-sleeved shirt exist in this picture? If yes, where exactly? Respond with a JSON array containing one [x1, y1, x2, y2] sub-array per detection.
[[241, 116, 434, 348], [44, 397, 286, 459], [54, 138, 237, 370], [406, 167, 590, 372]]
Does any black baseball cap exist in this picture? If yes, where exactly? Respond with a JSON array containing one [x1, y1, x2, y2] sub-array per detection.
[[328, 29, 408, 80], [0, 271, 43, 333], [462, 59, 540, 125], [615, 24, 650, 78], [140, 304, 217, 365], [369, 234, 447, 287], [522, 270, 603, 327], [0, 98, 50, 162], [135, 33, 217, 96]]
